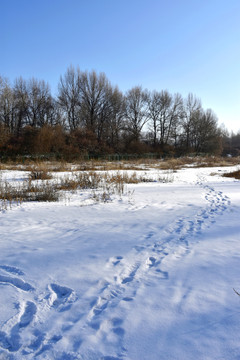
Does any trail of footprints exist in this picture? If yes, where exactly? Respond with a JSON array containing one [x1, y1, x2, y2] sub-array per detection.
[[0, 178, 231, 358], [80, 178, 231, 357]]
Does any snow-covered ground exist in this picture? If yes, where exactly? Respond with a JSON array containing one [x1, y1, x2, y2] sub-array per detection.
[[0, 165, 240, 359]]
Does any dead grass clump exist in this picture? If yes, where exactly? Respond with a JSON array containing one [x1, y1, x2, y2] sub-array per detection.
[[158, 171, 174, 183], [152, 156, 240, 170], [58, 171, 102, 191], [0, 160, 71, 173], [152, 157, 198, 170], [50, 162, 70, 172], [190, 156, 240, 168], [0, 182, 23, 209], [29, 169, 52, 180], [29, 163, 53, 180], [223, 169, 240, 180], [0, 179, 59, 210], [107, 172, 139, 184], [30, 184, 59, 202], [91, 188, 113, 203], [106, 171, 157, 185], [157, 158, 186, 170], [73, 160, 147, 172]]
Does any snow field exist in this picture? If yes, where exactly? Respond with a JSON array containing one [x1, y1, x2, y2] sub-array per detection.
[[0, 165, 240, 359]]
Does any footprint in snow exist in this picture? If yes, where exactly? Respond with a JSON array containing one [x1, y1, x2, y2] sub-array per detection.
[[146, 256, 157, 268], [107, 256, 123, 267], [102, 356, 124, 360], [156, 269, 169, 279], [19, 301, 37, 328], [88, 296, 110, 327], [121, 264, 140, 284], [145, 231, 155, 241], [0, 264, 34, 293], [0, 265, 25, 276], [48, 283, 77, 312], [0, 301, 36, 352], [0, 274, 34, 292], [134, 245, 146, 252], [122, 297, 134, 302], [176, 219, 184, 234]]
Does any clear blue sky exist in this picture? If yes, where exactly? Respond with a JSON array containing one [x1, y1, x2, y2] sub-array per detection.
[[1, 0, 240, 132]]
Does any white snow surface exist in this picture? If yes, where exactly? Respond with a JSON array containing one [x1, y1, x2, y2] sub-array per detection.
[[0, 166, 240, 359]]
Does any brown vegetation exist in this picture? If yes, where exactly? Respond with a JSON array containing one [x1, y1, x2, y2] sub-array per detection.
[[1, 68, 233, 159], [223, 169, 240, 180], [1, 156, 239, 211]]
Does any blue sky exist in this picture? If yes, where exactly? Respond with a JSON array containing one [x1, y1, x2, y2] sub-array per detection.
[[1, 0, 240, 132]]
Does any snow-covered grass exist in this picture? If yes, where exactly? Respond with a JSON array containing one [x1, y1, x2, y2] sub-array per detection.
[[0, 162, 240, 359], [0, 167, 173, 211]]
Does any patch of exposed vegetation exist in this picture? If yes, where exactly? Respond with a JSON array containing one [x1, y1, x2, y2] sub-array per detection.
[[223, 169, 240, 180], [0, 156, 239, 173], [0, 180, 59, 211], [29, 163, 53, 180], [0, 169, 169, 211], [1, 155, 238, 211]]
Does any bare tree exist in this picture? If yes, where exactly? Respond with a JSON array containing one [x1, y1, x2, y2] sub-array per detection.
[[58, 66, 82, 130], [166, 93, 184, 146], [181, 93, 202, 151], [105, 86, 125, 150], [0, 68, 223, 157], [26, 78, 53, 127], [146, 90, 183, 148], [146, 90, 161, 146], [79, 70, 112, 141], [124, 86, 148, 142], [157, 90, 173, 145], [0, 76, 15, 132], [192, 108, 220, 153], [13, 77, 29, 135]]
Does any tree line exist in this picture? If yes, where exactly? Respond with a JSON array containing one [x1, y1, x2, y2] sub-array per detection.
[[0, 66, 238, 158]]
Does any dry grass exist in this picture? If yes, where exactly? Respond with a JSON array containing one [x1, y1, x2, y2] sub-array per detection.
[[191, 157, 240, 168], [57, 171, 102, 191], [72, 160, 147, 171], [0, 160, 71, 172], [155, 157, 193, 170], [0, 168, 160, 211], [1, 155, 238, 211], [152, 156, 240, 170], [0, 180, 59, 211], [29, 163, 53, 180], [223, 169, 240, 180], [0, 156, 239, 173], [106, 172, 142, 184]]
